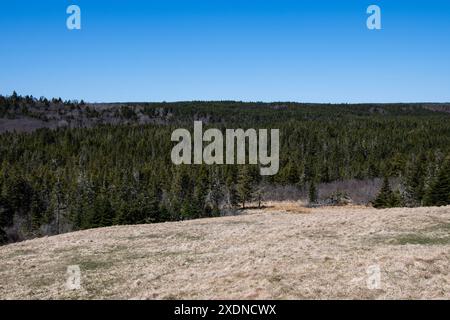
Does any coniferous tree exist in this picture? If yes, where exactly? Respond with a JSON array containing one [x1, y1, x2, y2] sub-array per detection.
[[47, 178, 67, 234], [180, 200, 195, 220], [225, 168, 239, 210], [308, 180, 318, 205], [208, 168, 224, 216], [237, 166, 254, 209], [91, 188, 115, 227], [3, 94, 450, 243], [404, 153, 427, 206], [30, 192, 44, 232], [144, 182, 162, 223], [0, 227, 7, 244], [192, 167, 209, 218], [0, 195, 12, 244], [373, 177, 392, 208], [169, 167, 191, 218], [373, 177, 403, 208], [71, 172, 95, 230], [390, 189, 404, 208], [424, 158, 450, 206]]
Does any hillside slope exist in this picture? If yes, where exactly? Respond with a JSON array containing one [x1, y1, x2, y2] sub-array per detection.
[[0, 205, 449, 299]]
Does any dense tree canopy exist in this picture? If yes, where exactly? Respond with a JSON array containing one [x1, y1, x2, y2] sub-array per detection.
[[1, 93, 450, 243]]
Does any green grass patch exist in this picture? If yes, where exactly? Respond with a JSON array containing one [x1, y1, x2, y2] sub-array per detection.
[[392, 234, 450, 245], [6, 248, 35, 259]]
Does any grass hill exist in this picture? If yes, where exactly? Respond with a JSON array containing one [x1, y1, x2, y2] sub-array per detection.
[[1, 203, 449, 299]]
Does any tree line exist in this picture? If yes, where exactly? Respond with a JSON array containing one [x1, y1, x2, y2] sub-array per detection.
[[1, 93, 450, 243], [372, 155, 450, 208]]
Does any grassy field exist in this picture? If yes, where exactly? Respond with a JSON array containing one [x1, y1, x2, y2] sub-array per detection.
[[0, 203, 449, 299]]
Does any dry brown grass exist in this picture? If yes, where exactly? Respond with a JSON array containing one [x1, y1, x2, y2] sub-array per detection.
[[0, 204, 449, 300]]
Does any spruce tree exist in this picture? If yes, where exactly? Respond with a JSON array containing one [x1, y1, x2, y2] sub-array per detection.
[[225, 169, 239, 209], [390, 189, 403, 207], [404, 153, 427, 206], [0, 195, 12, 244], [145, 182, 161, 223], [373, 177, 392, 208], [169, 167, 191, 218], [373, 177, 403, 208], [424, 159, 450, 206], [208, 168, 224, 216], [237, 166, 254, 209], [47, 178, 67, 234], [30, 192, 44, 232], [180, 200, 195, 220], [0, 195, 12, 229], [192, 167, 209, 218], [308, 180, 318, 205]]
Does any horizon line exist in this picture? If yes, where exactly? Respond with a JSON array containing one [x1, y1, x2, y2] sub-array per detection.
[[2, 92, 450, 106]]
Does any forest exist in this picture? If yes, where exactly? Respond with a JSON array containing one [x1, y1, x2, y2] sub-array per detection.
[[1, 92, 450, 244]]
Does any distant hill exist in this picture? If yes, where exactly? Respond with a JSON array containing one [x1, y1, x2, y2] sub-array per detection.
[[2, 92, 450, 133]]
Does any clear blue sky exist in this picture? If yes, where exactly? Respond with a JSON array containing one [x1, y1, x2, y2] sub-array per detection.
[[1, 0, 450, 103]]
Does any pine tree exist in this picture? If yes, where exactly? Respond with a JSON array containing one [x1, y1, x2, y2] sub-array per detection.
[[373, 177, 403, 208], [404, 154, 427, 206], [225, 167, 239, 209], [169, 167, 192, 218], [30, 192, 44, 232], [47, 178, 67, 234], [192, 167, 209, 218], [0, 195, 12, 244], [90, 188, 115, 228], [144, 182, 161, 223], [71, 171, 95, 230], [180, 199, 196, 220], [208, 168, 224, 216], [0, 228, 7, 244], [308, 180, 318, 205], [373, 177, 392, 208], [424, 158, 450, 206], [284, 161, 299, 185], [390, 189, 403, 207], [6, 174, 33, 216], [0, 195, 12, 228], [236, 166, 254, 209]]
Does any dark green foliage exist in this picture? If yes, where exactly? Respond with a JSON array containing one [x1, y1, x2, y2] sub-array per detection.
[[424, 158, 450, 206], [0, 228, 7, 244], [30, 192, 45, 231], [0, 195, 12, 244], [2, 92, 450, 243], [236, 166, 255, 209], [209, 168, 224, 215], [373, 177, 391, 208], [0, 195, 13, 228], [308, 180, 318, 204], [118, 106, 138, 120], [404, 153, 428, 206], [373, 177, 403, 208], [390, 190, 404, 208]]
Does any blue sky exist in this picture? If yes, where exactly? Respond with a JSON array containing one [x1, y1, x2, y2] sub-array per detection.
[[1, 0, 450, 103]]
